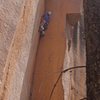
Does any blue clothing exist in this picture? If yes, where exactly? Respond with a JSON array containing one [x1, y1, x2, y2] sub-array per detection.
[[44, 13, 50, 23]]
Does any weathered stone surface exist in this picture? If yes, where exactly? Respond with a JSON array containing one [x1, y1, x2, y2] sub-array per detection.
[[62, 1, 86, 100], [0, 0, 25, 98], [0, 0, 24, 81], [63, 14, 86, 100], [0, 0, 44, 99]]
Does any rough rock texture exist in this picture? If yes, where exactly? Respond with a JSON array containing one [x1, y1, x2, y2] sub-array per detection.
[[0, 0, 44, 100], [63, 13, 86, 100], [0, 0, 25, 98], [62, 1, 86, 100], [84, 0, 100, 100], [0, 0, 24, 88]]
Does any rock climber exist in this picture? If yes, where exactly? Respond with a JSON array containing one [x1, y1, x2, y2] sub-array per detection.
[[40, 11, 52, 31], [43, 11, 52, 25], [39, 11, 52, 36]]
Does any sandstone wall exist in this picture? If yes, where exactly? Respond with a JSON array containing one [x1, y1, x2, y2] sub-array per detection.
[[0, 0, 45, 100], [0, 0, 25, 98], [63, 14, 86, 100], [62, 1, 86, 100], [0, 0, 25, 93]]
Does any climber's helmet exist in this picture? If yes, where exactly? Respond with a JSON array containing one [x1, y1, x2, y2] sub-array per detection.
[[48, 11, 52, 15]]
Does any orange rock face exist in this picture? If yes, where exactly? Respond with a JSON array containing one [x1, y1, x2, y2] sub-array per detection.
[[0, 0, 85, 100], [31, 0, 85, 100]]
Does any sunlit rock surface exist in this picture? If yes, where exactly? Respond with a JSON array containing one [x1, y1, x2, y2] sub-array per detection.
[[0, 0, 44, 100]]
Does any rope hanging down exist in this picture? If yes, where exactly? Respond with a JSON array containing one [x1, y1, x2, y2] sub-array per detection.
[[49, 65, 86, 100]]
